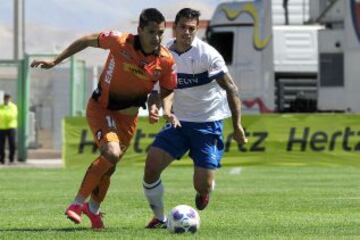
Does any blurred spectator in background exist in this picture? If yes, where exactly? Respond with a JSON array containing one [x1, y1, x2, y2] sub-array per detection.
[[0, 94, 18, 165]]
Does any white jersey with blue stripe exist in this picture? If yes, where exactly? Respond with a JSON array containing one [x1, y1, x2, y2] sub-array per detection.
[[167, 37, 231, 122]]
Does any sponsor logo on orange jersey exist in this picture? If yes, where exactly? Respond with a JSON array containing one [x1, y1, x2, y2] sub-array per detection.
[[124, 63, 147, 80]]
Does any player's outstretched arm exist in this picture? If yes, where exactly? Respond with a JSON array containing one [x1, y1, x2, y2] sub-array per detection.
[[216, 73, 248, 144], [30, 33, 100, 69]]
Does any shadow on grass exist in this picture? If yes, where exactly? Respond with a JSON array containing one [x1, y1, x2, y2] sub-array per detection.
[[0, 227, 90, 232], [0, 227, 134, 233]]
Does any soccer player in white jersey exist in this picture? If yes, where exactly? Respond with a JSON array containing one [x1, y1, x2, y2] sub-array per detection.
[[143, 8, 248, 228]]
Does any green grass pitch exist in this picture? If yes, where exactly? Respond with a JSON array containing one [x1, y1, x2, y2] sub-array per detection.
[[0, 165, 359, 239]]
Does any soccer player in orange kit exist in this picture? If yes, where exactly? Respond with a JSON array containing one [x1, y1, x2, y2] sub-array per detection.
[[31, 8, 177, 230]]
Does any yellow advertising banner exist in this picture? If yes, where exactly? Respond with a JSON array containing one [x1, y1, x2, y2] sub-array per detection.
[[63, 114, 360, 168]]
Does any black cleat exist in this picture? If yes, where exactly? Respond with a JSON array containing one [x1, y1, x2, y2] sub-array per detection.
[[145, 217, 167, 229], [195, 193, 209, 210]]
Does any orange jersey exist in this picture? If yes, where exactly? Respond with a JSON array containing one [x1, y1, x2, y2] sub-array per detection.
[[92, 31, 177, 110]]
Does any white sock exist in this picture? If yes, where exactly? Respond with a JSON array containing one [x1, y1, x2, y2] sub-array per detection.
[[143, 179, 166, 222], [89, 198, 100, 214]]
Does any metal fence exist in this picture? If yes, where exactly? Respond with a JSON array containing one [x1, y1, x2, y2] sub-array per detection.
[[0, 54, 87, 161]]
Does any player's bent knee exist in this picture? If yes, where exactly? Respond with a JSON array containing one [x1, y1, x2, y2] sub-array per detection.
[[100, 142, 122, 164], [103, 150, 121, 163]]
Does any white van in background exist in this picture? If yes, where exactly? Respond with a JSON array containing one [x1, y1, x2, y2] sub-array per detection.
[[272, 25, 322, 112], [206, 1, 323, 113], [206, 1, 275, 114]]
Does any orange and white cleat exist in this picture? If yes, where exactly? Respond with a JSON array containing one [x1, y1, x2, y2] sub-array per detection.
[[82, 202, 105, 230], [65, 203, 83, 224]]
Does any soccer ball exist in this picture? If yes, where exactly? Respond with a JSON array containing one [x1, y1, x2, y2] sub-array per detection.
[[167, 204, 200, 234]]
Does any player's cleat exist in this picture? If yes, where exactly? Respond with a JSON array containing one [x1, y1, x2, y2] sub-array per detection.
[[65, 203, 83, 224], [82, 202, 105, 230], [145, 217, 167, 229], [195, 193, 209, 210]]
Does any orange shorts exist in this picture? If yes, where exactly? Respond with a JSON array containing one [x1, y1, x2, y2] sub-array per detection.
[[86, 99, 138, 151]]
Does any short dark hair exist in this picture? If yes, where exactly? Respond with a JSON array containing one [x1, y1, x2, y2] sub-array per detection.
[[175, 8, 201, 25], [139, 8, 165, 29], [4, 94, 11, 99]]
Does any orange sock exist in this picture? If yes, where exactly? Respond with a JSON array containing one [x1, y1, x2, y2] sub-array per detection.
[[91, 166, 116, 203], [77, 156, 114, 199]]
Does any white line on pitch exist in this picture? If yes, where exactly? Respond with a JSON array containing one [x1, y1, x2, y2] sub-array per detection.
[[229, 167, 242, 175]]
